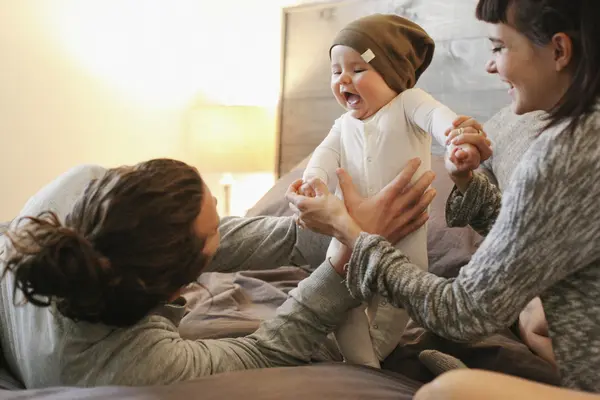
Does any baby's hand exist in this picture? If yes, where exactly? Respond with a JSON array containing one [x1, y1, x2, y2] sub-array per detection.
[[444, 116, 492, 162], [299, 180, 317, 198], [444, 116, 492, 177], [446, 142, 481, 175]]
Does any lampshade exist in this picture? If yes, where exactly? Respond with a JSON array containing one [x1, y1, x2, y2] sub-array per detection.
[[185, 105, 276, 173]]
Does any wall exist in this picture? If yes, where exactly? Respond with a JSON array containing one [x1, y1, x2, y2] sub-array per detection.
[[0, 0, 289, 220], [277, 0, 511, 174]]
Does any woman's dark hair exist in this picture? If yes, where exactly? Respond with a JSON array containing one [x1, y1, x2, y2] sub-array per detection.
[[476, 0, 600, 135], [2, 159, 208, 327]]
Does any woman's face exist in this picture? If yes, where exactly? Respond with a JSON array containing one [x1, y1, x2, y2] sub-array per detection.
[[193, 184, 221, 260], [485, 22, 571, 115]]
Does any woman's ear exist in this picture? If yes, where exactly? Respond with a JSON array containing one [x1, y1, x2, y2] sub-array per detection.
[[551, 32, 573, 72]]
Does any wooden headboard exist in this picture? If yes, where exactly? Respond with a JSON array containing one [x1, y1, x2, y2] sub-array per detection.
[[276, 0, 510, 176]]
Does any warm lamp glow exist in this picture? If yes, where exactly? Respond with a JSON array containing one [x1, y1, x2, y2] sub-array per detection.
[[185, 105, 276, 174], [39, 0, 284, 108]]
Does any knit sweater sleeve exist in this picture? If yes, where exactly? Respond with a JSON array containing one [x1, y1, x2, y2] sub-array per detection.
[[205, 215, 330, 274], [345, 125, 600, 341], [445, 171, 502, 236]]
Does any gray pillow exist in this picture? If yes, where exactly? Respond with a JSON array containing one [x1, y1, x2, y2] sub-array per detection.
[[0, 221, 24, 390], [246, 167, 303, 219]]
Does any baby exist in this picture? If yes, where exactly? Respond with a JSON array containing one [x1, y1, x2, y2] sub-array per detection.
[[301, 14, 482, 368]]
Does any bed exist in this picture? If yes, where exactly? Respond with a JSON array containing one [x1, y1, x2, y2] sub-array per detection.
[[0, 152, 560, 398]]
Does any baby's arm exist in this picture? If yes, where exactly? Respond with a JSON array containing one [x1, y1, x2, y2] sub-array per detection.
[[402, 88, 481, 167], [301, 118, 343, 196]]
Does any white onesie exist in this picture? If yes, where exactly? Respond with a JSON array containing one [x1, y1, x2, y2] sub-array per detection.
[[303, 87, 457, 367]]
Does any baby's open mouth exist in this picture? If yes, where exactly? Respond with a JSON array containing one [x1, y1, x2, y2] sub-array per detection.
[[343, 91, 361, 105]]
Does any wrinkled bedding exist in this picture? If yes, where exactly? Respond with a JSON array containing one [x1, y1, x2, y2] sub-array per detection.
[[0, 364, 422, 399]]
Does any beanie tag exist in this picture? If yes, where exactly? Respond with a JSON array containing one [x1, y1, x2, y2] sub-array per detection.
[[361, 49, 375, 63]]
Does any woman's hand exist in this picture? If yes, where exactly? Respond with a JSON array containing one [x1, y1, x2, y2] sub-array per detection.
[[286, 158, 436, 248], [518, 297, 556, 366], [444, 116, 493, 192], [445, 118, 492, 162]]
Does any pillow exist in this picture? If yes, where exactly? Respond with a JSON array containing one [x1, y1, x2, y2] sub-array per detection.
[[0, 222, 25, 390], [246, 154, 482, 276], [245, 167, 304, 219]]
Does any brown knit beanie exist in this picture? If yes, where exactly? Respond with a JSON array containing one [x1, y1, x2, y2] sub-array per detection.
[[330, 14, 435, 93]]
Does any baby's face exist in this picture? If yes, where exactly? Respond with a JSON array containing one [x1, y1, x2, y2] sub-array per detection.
[[330, 45, 397, 120]]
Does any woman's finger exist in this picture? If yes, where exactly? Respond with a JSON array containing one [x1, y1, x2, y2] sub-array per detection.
[[445, 128, 464, 145], [451, 134, 493, 160], [444, 116, 469, 137], [451, 127, 486, 139], [446, 126, 483, 145], [456, 119, 484, 132], [452, 115, 471, 128], [453, 115, 484, 132]]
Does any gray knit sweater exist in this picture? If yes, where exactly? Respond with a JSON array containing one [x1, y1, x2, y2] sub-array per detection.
[[346, 107, 600, 392]]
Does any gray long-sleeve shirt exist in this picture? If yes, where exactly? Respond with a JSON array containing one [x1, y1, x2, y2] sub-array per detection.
[[0, 165, 358, 388], [346, 108, 600, 392]]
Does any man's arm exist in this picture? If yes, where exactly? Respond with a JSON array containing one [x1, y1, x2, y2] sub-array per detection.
[[206, 215, 331, 274]]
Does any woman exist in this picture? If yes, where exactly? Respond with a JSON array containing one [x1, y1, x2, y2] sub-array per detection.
[[288, 0, 600, 392], [0, 158, 433, 388]]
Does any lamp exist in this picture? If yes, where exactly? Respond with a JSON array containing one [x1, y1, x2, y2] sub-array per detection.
[[185, 105, 276, 216]]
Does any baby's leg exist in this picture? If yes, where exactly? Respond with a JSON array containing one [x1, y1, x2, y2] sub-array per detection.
[[366, 296, 411, 362], [366, 227, 428, 362], [335, 304, 380, 368], [327, 237, 379, 368]]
